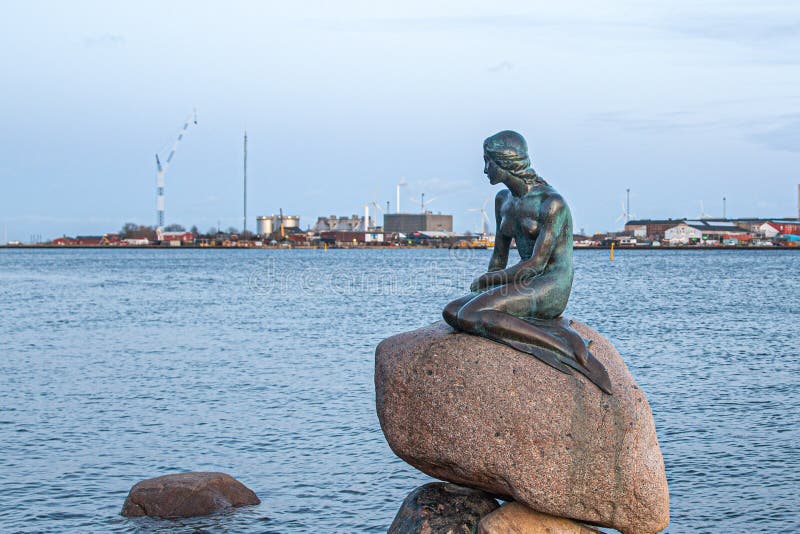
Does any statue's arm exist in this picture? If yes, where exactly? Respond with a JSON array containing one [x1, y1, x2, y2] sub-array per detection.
[[470, 192, 509, 291], [516, 195, 567, 275], [476, 195, 566, 288], [488, 192, 510, 272]]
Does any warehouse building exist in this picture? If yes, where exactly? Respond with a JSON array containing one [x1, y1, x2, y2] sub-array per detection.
[[383, 212, 453, 234]]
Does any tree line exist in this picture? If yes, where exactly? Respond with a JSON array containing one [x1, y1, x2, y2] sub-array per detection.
[[119, 223, 253, 240]]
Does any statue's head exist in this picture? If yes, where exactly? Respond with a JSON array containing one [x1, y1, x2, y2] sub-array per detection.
[[483, 130, 532, 185]]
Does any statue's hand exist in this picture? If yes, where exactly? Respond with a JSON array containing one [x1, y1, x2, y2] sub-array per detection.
[[470, 272, 497, 292], [469, 275, 486, 292]]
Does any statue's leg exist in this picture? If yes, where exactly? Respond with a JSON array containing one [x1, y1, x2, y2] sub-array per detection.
[[442, 294, 476, 329], [455, 283, 574, 359]]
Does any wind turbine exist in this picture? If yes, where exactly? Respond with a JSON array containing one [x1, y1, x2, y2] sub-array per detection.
[[697, 201, 712, 220], [409, 193, 437, 213], [363, 203, 372, 231], [370, 197, 384, 229], [468, 196, 492, 236], [615, 201, 636, 225], [396, 180, 407, 213]]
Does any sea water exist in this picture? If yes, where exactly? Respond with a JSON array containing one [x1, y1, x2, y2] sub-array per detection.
[[0, 248, 797, 532]]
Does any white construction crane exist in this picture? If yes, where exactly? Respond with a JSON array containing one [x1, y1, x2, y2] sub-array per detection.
[[155, 109, 197, 239]]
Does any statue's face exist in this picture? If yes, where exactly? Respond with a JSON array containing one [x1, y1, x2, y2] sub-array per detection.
[[484, 154, 503, 185]]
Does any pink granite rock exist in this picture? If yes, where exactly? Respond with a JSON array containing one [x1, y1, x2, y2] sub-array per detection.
[[478, 502, 602, 534], [121, 472, 260, 518], [375, 321, 669, 534]]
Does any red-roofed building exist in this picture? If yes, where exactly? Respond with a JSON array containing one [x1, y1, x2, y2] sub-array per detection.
[[160, 231, 194, 244]]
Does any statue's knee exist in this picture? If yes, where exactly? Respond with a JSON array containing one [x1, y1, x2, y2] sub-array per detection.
[[442, 305, 459, 328], [456, 308, 482, 332]]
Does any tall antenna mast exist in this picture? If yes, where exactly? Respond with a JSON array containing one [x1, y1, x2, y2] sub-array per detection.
[[156, 109, 197, 238], [243, 131, 248, 236]]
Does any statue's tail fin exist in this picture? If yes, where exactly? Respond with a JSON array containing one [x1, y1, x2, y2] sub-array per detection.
[[499, 337, 613, 395], [560, 350, 613, 395], [501, 339, 574, 375]]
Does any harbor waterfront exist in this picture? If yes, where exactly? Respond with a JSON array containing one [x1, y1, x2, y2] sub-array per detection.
[[1, 248, 798, 532]]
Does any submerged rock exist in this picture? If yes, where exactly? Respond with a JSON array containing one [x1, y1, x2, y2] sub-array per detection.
[[478, 502, 601, 534], [121, 472, 260, 518], [388, 482, 499, 534], [375, 321, 669, 534]]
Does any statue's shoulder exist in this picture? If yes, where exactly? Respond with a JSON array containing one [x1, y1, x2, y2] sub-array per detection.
[[495, 189, 512, 204], [529, 187, 569, 216]]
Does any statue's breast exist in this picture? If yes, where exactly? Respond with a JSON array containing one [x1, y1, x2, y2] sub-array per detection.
[[520, 217, 538, 235], [499, 214, 514, 236], [500, 197, 540, 239]]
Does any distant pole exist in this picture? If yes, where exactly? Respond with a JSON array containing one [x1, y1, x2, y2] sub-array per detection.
[[723, 196, 726, 219], [626, 188, 630, 222], [243, 131, 248, 236], [421, 193, 425, 213]]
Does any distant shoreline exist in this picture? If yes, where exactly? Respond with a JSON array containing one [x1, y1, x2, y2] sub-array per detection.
[[1, 245, 796, 251]]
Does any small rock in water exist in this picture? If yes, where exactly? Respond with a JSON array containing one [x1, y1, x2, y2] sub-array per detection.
[[478, 502, 601, 534], [121, 472, 260, 518], [388, 482, 499, 534]]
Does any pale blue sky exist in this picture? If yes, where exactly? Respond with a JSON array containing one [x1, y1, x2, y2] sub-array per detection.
[[1, 1, 799, 240]]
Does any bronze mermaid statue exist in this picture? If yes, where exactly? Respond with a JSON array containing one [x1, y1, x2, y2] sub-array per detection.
[[443, 130, 612, 394]]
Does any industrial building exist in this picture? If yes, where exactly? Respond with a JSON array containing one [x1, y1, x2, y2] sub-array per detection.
[[383, 212, 453, 234], [663, 220, 748, 244], [312, 215, 366, 233], [624, 219, 686, 241], [256, 214, 300, 236], [626, 217, 800, 242]]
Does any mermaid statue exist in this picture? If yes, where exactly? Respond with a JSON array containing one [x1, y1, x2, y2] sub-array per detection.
[[443, 131, 612, 394]]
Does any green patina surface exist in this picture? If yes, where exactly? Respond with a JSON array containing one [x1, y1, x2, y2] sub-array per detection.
[[443, 131, 611, 394]]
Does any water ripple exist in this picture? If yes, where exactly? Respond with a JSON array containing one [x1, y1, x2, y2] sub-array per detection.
[[0, 248, 798, 532]]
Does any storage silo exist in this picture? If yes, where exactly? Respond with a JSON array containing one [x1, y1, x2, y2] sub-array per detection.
[[256, 216, 274, 236]]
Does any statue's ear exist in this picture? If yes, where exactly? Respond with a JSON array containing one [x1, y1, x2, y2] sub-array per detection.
[[496, 165, 515, 183]]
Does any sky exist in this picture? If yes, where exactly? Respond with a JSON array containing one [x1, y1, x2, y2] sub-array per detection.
[[1, 0, 799, 241]]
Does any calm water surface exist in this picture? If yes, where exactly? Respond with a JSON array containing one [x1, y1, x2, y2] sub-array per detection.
[[0, 248, 798, 533]]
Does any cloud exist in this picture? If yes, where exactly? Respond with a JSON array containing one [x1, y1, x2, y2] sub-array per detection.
[[487, 61, 513, 72], [752, 114, 800, 153], [589, 110, 725, 133], [592, 108, 800, 153], [664, 15, 800, 45], [83, 34, 126, 48]]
